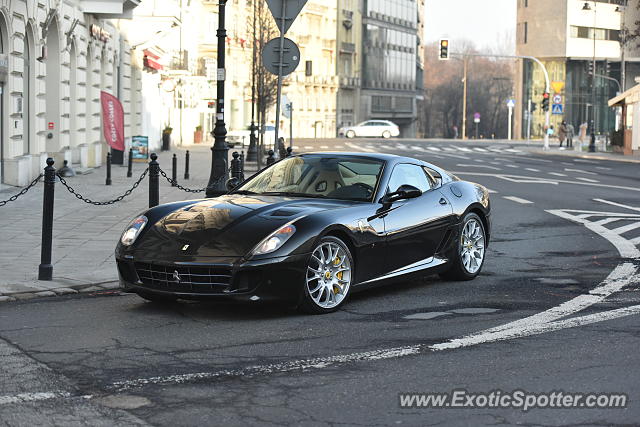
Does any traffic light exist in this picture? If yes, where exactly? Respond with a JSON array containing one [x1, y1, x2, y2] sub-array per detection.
[[439, 39, 450, 60], [587, 61, 594, 75], [542, 92, 550, 112], [531, 102, 537, 113], [605, 60, 611, 75]]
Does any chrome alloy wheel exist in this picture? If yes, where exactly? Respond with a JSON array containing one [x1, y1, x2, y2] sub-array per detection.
[[460, 218, 485, 274], [306, 242, 352, 309]]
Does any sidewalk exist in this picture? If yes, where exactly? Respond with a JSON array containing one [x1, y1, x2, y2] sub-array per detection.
[[0, 145, 257, 302], [520, 142, 640, 164]]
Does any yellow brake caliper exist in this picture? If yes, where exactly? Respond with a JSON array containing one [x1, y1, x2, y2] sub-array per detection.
[[334, 256, 343, 294]]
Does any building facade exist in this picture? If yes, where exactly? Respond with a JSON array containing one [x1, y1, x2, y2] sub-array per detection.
[[336, 0, 422, 137], [515, 0, 640, 139], [0, 0, 140, 187]]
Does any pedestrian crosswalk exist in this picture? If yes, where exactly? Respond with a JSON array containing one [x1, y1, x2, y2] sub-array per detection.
[[293, 141, 527, 157]]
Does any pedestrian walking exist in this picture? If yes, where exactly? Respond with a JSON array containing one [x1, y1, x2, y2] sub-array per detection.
[[452, 125, 459, 139], [546, 125, 555, 141], [566, 123, 575, 148], [558, 121, 568, 147]]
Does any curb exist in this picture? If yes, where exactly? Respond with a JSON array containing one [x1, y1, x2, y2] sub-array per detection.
[[524, 148, 640, 164], [0, 281, 120, 303]]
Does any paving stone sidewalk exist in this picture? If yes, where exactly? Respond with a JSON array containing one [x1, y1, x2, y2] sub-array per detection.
[[0, 145, 259, 302]]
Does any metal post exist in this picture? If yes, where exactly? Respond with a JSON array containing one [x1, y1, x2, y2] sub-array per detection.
[[273, 0, 287, 150], [527, 99, 532, 141], [38, 158, 56, 281], [240, 150, 245, 180], [206, 0, 229, 197], [286, 146, 292, 157], [184, 150, 190, 180], [127, 148, 133, 178], [508, 105, 513, 140], [266, 150, 275, 166], [231, 151, 241, 180], [289, 103, 293, 148], [171, 153, 178, 187], [106, 152, 112, 185], [590, 2, 597, 152], [149, 153, 159, 208], [462, 57, 468, 140]]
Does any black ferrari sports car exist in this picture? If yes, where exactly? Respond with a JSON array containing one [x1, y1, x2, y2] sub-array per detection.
[[116, 152, 490, 313]]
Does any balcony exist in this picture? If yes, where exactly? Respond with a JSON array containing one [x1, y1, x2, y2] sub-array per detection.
[[81, 0, 140, 19]]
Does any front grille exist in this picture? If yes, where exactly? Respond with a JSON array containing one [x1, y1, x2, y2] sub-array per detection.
[[134, 262, 233, 294]]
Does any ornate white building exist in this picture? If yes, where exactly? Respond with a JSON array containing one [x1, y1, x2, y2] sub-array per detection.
[[0, 0, 141, 187]]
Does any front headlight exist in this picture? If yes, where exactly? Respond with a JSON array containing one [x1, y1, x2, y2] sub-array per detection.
[[120, 215, 148, 246], [252, 224, 297, 256]]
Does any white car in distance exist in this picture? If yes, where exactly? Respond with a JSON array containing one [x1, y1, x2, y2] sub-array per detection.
[[339, 120, 400, 139]]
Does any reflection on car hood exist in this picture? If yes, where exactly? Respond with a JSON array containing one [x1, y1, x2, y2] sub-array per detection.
[[134, 194, 353, 260]]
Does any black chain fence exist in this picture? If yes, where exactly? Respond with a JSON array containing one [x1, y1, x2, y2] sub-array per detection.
[[0, 174, 44, 207], [159, 167, 230, 193], [57, 168, 149, 206]]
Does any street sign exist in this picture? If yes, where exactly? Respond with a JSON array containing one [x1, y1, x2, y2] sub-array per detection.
[[506, 99, 515, 108], [262, 38, 301, 76], [473, 112, 480, 123], [266, 0, 309, 34], [552, 104, 564, 115], [282, 95, 291, 118], [551, 81, 565, 93], [553, 94, 562, 105]]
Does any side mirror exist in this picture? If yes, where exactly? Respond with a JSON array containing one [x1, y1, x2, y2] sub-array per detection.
[[226, 177, 240, 192], [380, 184, 422, 204]]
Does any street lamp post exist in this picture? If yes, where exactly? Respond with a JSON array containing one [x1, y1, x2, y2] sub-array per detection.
[[583, 1, 597, 152], [246, 0, 258, 162], [206, 0, 229, 197]]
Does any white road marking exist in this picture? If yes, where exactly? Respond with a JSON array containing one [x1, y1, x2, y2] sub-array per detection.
[[505, 148, 523, 153], [596, 166, 611, 171], [335, 145, 344, 149], [473, 148, 488, 152], [573, 159, 598, 164], [565, 168, 597, 175], [575, 177, 599, 183], [474, 159, 485, 162], [450, 171, 640, 193], [525, 168, 540, 172], [505, 164, 518, 168], [304, 146, 313, 149], [411, 145, 426, 152], [486, 188, 498, 194], [611, 222, 640, 235], [427, 146, 441, 152], [594, 198, 640, 213], [345, 142, 374, 152], [0, 391, 72, 406], [497, 175, 558, 185], [489, 162, 501, 165], [455, 147, 472, 152], [456, 164, 500, 170], [503, 196, 533, 204], [320, 145, 329, 149], [548, 172, 567, 177]]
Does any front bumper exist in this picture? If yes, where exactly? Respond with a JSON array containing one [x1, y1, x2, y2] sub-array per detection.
[[116, 253, 308, 304]]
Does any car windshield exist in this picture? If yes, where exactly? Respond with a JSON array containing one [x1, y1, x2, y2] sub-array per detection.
[[234, 156, 385, 202]]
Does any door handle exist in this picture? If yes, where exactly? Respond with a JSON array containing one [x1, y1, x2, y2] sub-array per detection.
[[439, 198, 448, 205]]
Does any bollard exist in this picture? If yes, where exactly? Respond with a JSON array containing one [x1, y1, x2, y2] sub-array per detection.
[[172, 153, 178, 187], [127, 148, 133, 178], [106, 152, 112, 186], [149, 153, 160, 208], [231, 151, 242, 180], [38, 158, 56, 281], [266, 150, 275, 166], [184, 150, 190, 180], [286, 146, 293, 157], [240, 151, 245, 181]]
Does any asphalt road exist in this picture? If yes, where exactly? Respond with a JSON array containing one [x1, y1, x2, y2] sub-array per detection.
[[2, 138, 640, 426]]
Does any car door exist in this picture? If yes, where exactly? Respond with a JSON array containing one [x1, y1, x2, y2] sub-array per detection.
[[361, 121, 377, 137], [380, 163, 454, 275]]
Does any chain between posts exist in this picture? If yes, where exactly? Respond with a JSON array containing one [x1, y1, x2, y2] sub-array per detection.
[[158, 167, 230, 193], [56, 168, 149, 206], [0, 174, 44, 207]]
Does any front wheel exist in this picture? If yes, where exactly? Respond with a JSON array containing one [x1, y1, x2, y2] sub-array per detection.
[[382, 130, 391, 139], [346, 130, 356, 139], [299, 236, 354, 314], [440, 212, 486, 281]]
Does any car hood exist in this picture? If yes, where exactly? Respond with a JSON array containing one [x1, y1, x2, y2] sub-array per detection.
[[133, 194, 353, 260]]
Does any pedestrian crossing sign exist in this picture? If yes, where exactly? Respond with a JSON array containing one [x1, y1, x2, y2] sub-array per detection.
[[552, 104, 563, 115]]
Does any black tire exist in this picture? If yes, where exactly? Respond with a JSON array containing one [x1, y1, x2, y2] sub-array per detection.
[[299, 236, 354, 314], [136, 291, 178, 303], [440, 212, 486, 281], [346, 130, 356, 139], [382, 130, 391, 139]]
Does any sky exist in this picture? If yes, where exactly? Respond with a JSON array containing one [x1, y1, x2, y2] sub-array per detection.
[[424, 0, 517, 53]]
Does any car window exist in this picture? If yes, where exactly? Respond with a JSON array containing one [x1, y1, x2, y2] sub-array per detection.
[[423, 167, 443, 188], [364, 121, 375, 126], [387, 164, 431, 194]]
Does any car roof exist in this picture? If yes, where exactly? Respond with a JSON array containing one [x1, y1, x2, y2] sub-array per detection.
[[297, 151, 430, 166]]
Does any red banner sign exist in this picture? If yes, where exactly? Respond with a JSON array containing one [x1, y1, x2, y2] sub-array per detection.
[[100, 91, 125, 151]]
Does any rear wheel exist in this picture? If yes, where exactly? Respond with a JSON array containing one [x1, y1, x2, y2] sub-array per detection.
[[382, 130, 391, 139], [346, 130, 356, 139], [300, 236, 353, 314], [440, 212, 486, 281]]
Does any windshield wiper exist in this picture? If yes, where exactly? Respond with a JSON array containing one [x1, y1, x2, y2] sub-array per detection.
[[262, 191, 329, 199], [231, 190, 259, 195]]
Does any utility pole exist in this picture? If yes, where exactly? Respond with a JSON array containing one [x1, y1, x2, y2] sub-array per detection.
[[247, 0, 258, 161], [527, 99, 532, 140], [462, 57, 468, 140], [206, 0, 229, 197]]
